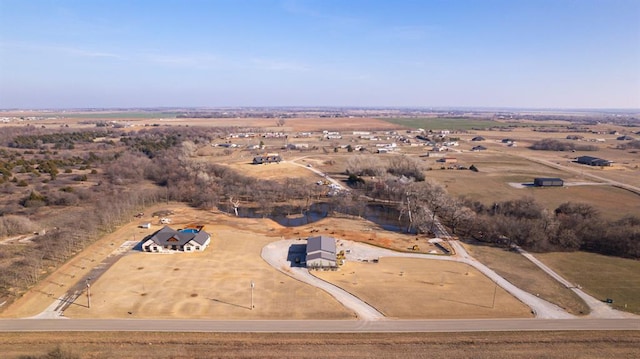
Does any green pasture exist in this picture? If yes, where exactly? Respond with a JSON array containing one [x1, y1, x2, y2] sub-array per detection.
[[378, 117, 508, 130]]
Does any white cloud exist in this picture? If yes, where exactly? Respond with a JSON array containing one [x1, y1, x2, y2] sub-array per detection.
[[249, 58, 311, 72]]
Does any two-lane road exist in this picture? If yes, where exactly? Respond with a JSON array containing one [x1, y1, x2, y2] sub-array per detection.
[[1, 318, 639, 332]]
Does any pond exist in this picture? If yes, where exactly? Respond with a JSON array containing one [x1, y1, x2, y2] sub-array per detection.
[[220, 202, 416, 233]]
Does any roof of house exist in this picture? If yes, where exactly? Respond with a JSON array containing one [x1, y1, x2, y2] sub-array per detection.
[[148, 226, 210, 247], [306, 251, 336, 262], [534, 177, 563, 181], [576, 155, 611, 163], [307, 235, 336, 255]]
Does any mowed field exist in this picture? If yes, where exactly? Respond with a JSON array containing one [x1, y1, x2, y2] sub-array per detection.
[[536, 252, 640, 315], [314, 257, 533, 319]]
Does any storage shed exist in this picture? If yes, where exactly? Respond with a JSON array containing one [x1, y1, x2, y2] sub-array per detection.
[[534, 178, 564, 187]]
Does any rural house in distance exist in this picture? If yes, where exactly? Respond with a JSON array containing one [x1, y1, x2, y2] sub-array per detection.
[[252, 154, 282, 164], [142, 225, 211, 252], [575, 156, 612, 167]]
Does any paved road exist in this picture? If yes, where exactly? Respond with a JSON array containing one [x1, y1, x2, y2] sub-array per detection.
[[1, 318, 638, 332]]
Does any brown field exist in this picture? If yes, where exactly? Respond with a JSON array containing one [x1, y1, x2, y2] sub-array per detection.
[[461, 241, 590, 315], [314, 257, 533, 319], [536, 252, 640, 314], [1, 115, 402, 133], [1, 331, 638, 359]]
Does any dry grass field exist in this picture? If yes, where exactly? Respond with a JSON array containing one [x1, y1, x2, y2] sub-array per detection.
[[314, 257, 533, 319], [2, 331, 639, 359], [536, 252, 640, 315], [64, 225, 353, 320], [461, 241, 590, 315]]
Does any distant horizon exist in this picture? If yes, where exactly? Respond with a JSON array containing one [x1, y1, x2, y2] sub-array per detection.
[[1, 1, 639, 109], [2, 105, 639, 115]]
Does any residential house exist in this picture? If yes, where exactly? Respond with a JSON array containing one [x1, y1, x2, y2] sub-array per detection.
[[575, 156, 612, 167], [306, 235, 337, 268], [141, 226, 211, 252]]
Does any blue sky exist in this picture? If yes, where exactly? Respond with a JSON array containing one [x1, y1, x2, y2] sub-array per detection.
[[0, 0, 639, 109]]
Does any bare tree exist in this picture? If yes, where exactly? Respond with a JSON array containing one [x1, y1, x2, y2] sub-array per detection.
[[229, 196, 240, 216]]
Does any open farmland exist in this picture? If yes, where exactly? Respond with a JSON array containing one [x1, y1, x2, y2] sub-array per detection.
[[380, 117, 511, 130], [2, 331, 639, 359]]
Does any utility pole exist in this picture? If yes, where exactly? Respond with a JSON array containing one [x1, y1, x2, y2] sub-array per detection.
[[250, 281, 255, 310], [86, 279, 91, 309], [492, 282, 497, 309]]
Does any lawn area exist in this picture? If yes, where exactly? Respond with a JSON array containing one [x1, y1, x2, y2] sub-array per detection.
[[461, 241, 590, 315], [536, 252, 640, 314], [314, 257, 533, 319]]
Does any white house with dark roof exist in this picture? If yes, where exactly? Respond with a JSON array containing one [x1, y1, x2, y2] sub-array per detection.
[[306, 235, 336, 268], [141, 226, 211, 252]]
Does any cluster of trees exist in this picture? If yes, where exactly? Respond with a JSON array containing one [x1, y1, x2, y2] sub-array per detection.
[[530, 139, 598, 152], [346, 155, 425, 182], [8, 131, 110, 149], [466, 198, 640, 259], [1, 187, 163, 295], [616, 140, 640, 150]]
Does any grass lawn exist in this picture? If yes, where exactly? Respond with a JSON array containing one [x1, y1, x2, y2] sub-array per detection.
[[461, 241, 590, 315], [536, 252, 640, 314]]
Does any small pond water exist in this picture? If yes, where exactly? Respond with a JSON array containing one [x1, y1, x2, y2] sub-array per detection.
[[221, 202, 415, 233]]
